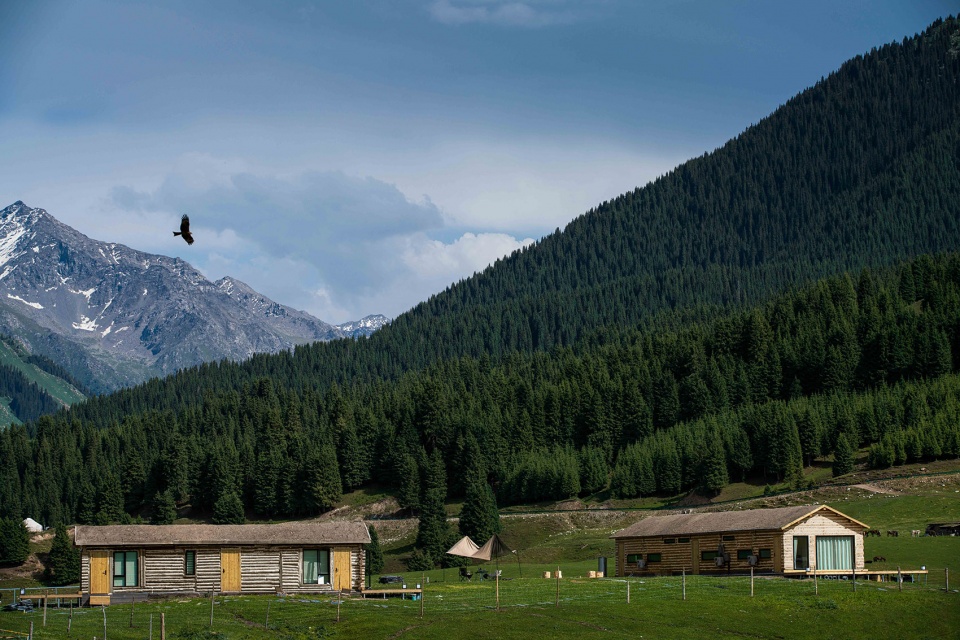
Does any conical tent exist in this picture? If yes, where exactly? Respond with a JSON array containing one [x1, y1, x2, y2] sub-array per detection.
[[446, 535, 481, 558], [471, 534, 512, 561]]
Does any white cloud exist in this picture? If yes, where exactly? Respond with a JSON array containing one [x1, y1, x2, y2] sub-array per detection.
[[105, 158, 535, 322], [429, 0, 579, 28]]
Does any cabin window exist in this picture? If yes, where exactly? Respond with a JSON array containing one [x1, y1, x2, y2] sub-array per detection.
[[113, 551, 138, 587], [815, 536, 853, 571], [701, 550, 718, 562], [646, 553, 662, 563], [663, 538, 676, 544], [185, 551, 196, 576], [677, 538, 690, 543], [793, 536, 809, 570], [759, 549, 772, 559], [302, 549, 331, 585], [626, 554, 642, 564], [737, 549, 753, 561], [722, 535, 735, 541]]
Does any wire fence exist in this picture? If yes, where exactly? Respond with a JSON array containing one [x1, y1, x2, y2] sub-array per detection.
[[0, 569, 954, 639]]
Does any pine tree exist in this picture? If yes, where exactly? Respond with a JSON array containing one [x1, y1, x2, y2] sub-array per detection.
[[700, 437, 729, 495], [458, 468, 501, 543], [415, 450, 449, 565], [212, 491, 246, 524], [833, 432, 855, 477], [45, 523, 80, 585], [0, 519, 29, 566], [365, 525, 385, 576], [150, 490, 177, 525]]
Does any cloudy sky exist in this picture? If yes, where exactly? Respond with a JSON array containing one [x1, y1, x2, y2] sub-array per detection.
[[0, 1, 951, 323]]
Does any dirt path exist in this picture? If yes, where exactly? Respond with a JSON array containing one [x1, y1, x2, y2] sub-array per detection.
[[851, 483, 900, 495]]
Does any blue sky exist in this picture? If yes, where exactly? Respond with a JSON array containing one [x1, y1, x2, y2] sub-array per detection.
[[0, 1, 952, 322]]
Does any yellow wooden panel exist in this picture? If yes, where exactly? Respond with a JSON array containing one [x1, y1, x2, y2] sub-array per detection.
[[333, 549, 352, 591], [90, 550, 111, 596], [221, 549, 241, 592], [88, 595, 111, 606]]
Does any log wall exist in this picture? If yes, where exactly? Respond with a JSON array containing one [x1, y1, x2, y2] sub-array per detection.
[[616, 530, 781, 576]]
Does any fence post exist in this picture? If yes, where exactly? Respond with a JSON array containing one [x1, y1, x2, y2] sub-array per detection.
[[813, 566, 818, 596], [68, 602, 73, 635], [149, 613, 153, 640], [420, 573, 425, 619], [946, 568, 950, 592], [43, 590, 47, 627], [852, 565, 856, 593], [682, 569, 686, 601], [627, 581, 630, 604], [265, 600, 271, 630], [750, 566, 754, 597], [130, 599, 135, 628], [102, 604, 107, 640], [161, 612, 166, 640], [28, 621, 32, 640], [337, 590, 342, 623], [555, 566, 560, 607], [898, 566, 902, 592], [209, 590, 215, 628]]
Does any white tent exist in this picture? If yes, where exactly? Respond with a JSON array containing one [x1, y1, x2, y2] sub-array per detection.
[[22, 518, 42, 533], [446, 535, 480, 558]]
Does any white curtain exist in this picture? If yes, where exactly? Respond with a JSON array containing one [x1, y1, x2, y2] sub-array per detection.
[[816, 536, 853, 570]]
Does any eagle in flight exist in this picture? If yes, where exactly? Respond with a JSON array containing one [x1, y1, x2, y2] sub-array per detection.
[[173, 214, 194, 245]]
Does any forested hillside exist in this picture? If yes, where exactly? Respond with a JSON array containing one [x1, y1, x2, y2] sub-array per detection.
[[0, 19, 959, 538], [25, 16, 960, 433], [2, 252, 960, 528]]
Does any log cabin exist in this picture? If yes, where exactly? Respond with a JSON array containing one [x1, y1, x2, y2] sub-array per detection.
[[74, 521, 370, 605], [611, 504, 868, 577]]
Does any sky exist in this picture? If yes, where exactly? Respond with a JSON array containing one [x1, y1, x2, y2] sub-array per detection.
[[0, 1, 953, 323]]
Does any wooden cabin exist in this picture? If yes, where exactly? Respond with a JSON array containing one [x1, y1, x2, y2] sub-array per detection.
[[611, 505, 867, 577], [74, 521, 370, 605]]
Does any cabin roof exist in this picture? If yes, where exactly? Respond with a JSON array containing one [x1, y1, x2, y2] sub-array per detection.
[[75, 521, 371, 547], [610, 505, 867, 539]]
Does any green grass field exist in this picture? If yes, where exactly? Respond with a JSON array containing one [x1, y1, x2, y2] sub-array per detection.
[[1, 476, 957, 639]]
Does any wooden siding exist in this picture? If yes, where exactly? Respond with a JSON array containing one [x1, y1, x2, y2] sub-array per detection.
[[782, 513, 865, 572], [616, 530, 781, 576], [79, 544, 365, 599]]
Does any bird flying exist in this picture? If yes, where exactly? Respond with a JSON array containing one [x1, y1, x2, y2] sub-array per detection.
[[174, 214, 194, 245]]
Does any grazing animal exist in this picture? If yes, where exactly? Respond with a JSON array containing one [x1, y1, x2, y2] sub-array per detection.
[[866, 529, 882, 537], [911, 529, 921, 537], [872, 556, 886, 562], [886, 530, 899, 537], [174, 214, 194, 245]]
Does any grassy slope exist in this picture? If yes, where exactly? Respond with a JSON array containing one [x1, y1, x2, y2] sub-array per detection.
[[0, 340, 85, 408]]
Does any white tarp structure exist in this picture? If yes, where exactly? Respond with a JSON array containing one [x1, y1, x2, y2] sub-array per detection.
[[446, 535, 480, 558], [22, 518, 42, 533]]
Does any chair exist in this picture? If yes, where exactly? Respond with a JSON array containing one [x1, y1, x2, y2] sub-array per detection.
[[459, 567, 472, 581], [476, 568, 489, 581]]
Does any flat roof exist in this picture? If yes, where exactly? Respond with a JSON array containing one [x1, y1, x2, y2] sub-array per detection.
[[611, 505, 868, 539], [75, 521, 371, 547]]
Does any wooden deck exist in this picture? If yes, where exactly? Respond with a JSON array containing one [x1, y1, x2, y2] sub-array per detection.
[[358, 588, 422, 599]]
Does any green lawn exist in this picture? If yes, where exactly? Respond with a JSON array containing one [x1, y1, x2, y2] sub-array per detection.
[[0, 572, 956, 640]]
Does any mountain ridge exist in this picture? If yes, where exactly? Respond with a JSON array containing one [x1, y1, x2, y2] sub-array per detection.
[[0, 201, 387, 392]]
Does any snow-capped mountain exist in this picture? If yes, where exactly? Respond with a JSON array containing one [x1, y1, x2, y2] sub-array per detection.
[[0, 201, 387, 392], [335, 314, 390, 338]]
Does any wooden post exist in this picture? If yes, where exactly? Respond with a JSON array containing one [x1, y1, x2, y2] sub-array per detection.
[[626, 581, 630, 604], [682, 568, 686, 601], [555, 566, 560, 607], [130, 599, 135, 628], [337, 590, 341, 623], [28, 621, 32, 640], [750, 566, 754, 597], [946, 567, 950, 592], [149, 613, 153, 640], [265, 600, 271, 630], [852, 566, 856, 593], [68, 602, 73, 635], [161, 612, 166, 640], [898, 566, 902, 592], [419, 573, 425, 619], [102, 604, 108, 640], [495, 569, 500, 611], [209, 590, 215, 628], [43, 590, 48, 626], [814, 567, 818, 596]]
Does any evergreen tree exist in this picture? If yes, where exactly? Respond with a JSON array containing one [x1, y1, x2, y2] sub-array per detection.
[[833, 432, 856, 477], [45, 523, 80, 585], [700, 437, 729, 495], [212, 491, 246, 525], [365, 525, 385, 577], [0, 518, 29, 566], [458, 468, 501, 544], [415, 450, 450, 565], [150, 490, 177, 525]]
